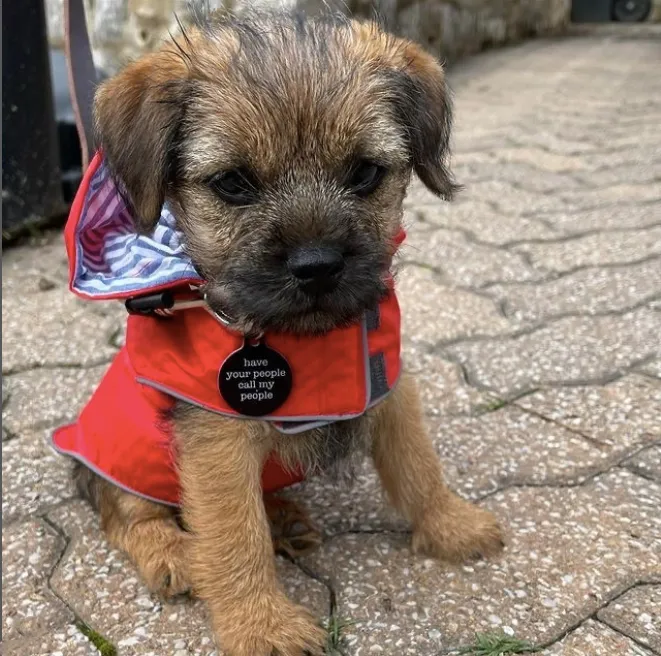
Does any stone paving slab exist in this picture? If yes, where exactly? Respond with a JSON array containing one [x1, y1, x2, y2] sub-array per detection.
[[4, 28, 661, 656], [402, 346, 495, 417], [48, 501, 328, 656], [639, 358, 661, 380], [445, 309, 661, 395], [2, 519, 73, 642], [5, 625, 102, 656], [465, 146, 591, 174], [512, 226, 661, 274], [457, 161, 584, 195], [404, 194, 561, 245], [2, 364, 108, 435], [487, 259, 661, 326], [541, 619, 656, 656], [624, 446, 661, 484], [397, 265, 512, 345], [455, 179, 571, 217], [598, 584, 661, 654], [429, 405, 649, 497], [574, 163, 661, 187], [564, 144, 661, 174], [3, 428, 75, 524], [535, 120, 661, 149], [557, 183, 661, 210], [1, 232, 70, 294], [300, 470, 661, 655], [294, 460, 403, 536], [404, 227, 543, 287], [1, 286, 123, 374], [515, 375, 661, 448]]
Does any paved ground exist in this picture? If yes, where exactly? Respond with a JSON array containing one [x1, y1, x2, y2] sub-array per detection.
[[3, 27, 661, 656]]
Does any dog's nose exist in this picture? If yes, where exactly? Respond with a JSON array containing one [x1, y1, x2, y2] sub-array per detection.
[[287, 246, 345, 294]]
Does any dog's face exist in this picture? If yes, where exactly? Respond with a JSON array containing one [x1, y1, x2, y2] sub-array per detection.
[[95, 11, 457, 334]]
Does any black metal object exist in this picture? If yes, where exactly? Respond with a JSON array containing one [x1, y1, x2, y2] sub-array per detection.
[[572, 0, 652, 21], [49, 53, 109, 206], [2, 0, 66, 239], [612, 0, 651, 21], [125, 292, 176, 316], [50, 49, 85, 205], [571, 0, 614, 21]]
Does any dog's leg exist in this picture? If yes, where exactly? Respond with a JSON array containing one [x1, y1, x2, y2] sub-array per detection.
[[74, 466, 192, 599], [175, 410, 326, 656], [371, 373, 504, 562]]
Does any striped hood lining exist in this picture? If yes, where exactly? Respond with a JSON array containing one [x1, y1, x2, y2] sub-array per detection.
[[72, 159, 203, 298]]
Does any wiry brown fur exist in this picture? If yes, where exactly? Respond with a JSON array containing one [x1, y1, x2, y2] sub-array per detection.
[[76, 9, 503, 656], [94, 9, 459, 336]]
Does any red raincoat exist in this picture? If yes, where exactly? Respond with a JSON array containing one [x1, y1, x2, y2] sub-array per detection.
[[52, 154, 403, 506]]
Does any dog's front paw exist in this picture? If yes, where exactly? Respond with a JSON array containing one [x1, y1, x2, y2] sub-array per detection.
[[214, 596, 326, 656], [141, 532, 193, 600], [412, 495, 504, 563]]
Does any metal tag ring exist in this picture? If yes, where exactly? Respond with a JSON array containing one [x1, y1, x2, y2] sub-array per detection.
[[202, 292, 263, 340]]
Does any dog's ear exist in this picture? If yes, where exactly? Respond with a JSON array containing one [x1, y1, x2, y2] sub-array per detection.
[[387, 41, 459, 200], [94, 51, 190, 232]]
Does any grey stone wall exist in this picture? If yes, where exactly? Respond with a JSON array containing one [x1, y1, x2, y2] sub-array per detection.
[[45, 0, 657, 76], [372, 0, 572, 63], [47, 0, 224, 74], [652, 0, 661, 20]]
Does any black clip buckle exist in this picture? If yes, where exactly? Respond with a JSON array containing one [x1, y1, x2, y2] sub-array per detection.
[[125, 291, 175, 316]]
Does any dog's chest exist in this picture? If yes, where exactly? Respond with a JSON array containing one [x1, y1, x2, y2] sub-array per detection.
[[275, 414, 375, 476]]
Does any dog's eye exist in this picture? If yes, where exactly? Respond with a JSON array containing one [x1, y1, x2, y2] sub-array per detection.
[[346, 160, 386, 197], [209, 169, 259, 205]]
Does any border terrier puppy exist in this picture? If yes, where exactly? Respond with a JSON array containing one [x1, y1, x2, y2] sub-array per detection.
[[77, 9, 503, 655]]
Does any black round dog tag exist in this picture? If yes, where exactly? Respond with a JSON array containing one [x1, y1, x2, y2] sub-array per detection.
[[218, 339, 293, 417]]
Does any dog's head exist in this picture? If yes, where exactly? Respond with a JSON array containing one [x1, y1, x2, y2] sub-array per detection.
[[95, 10, 457, 335]]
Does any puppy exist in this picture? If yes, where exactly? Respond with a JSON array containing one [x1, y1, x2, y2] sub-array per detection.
[[73, 9, 504, 655]]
